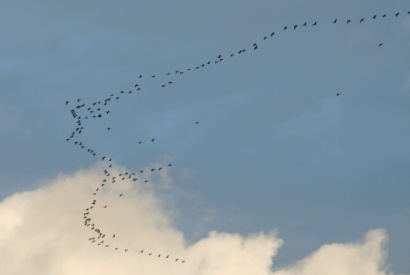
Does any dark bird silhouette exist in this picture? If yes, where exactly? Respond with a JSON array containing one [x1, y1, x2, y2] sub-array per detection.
[[263, 36, 267, 40], [103, 205, 107, 208], [65, 101, 69, 105], [293, 25, 297, 30], [140, 250, 144, 253], [149, 253, 152, 256], [134, 84, 139, 87], [140, 170, 144, 173], [195, 121, 199, 124], [383, 14, 386, 18], [168, 164, 172, 167], [333, 19, 337, 23], [138, 141, 142, 144], [303, 22, 307, 26], [372, 15, 377, 19], [113, 234, 115, 238], [125, 249, 128, 252], [158, 254, 161, 257], [379, 43, 383, 47], [347, 19, 351, 24], [77, 99, 81, 102], [151, 138, 154, 142], [166, 255, 169, 258], [336, 93, 340, 96], [182, 260, 185, 263], [107, 128, 111, 131], [217, 54, 221, 58], [312, 21, 317, 26], [139, 75, 142, 78], [283, 26, 288, 30], [395, 12, 399, 17], [175, 259, 179, 262], [271, 32, 275, 36], [360, 18, 364, 23]]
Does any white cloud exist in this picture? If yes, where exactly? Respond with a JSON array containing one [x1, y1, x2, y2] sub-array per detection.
[[0, 164, 402, 275]]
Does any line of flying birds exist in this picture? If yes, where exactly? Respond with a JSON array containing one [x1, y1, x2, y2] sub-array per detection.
[[66, 9, 409, 265]]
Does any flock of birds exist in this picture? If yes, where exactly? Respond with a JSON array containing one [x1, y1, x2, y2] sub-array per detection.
[[65, 10, 409, 264]]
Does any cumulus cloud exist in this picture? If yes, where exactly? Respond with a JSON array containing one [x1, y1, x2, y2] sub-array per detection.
[[0, 164, 400, 275]]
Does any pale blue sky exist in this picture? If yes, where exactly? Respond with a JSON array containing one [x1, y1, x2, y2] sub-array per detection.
[[1, 0, 409, 273]]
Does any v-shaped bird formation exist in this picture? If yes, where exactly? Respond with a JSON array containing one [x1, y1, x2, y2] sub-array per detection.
[[65, 10, 409, 265]]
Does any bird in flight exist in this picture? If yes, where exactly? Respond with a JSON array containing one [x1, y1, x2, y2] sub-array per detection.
[[360, 18, 364, 23], [333, 18, 337, 23], [336, 93, 340, 96], [379, 43, 383, 47], [347, 19, 351, 24]]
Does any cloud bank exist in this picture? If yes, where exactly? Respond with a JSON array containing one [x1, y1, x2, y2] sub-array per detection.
[[0, 164, 400, 275]]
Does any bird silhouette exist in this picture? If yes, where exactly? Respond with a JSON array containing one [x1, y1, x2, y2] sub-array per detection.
[[293, 25, 297, 30], [312, 21, 317, 26], [372, 15, 377, 19], [283, 26, 288, 30], [379, 43, 383, 47], [65, 101, 69, 105], [360, 18, 364, 23], [333, 19, 337, 23], [395, 12, 399, 17], [336, 93, 340, 96], [347, 19, 351, 24], [303, 22, 307, 26]]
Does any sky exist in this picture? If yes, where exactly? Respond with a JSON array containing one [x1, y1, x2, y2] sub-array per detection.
[[1, 0, 409, 274]]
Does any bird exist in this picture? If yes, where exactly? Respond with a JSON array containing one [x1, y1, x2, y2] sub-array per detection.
[[77, 99, 81, 102], [283, 26, 288, 30], [120, 194, 123, 197], [139, 75, 142, 78], [140, 170, 144, 173], [182, 261, 185, 263], [336, 93, 340, 96], [149, 253, 152, 256], [65, 101, 69, 105], [113, 234, 115, 238], [166, 255, 169, 258], [333, 19, 337, 23], [293, 25, 297, 30], [383, 14, 386, 17], [303, 22, 307, 26], [140, 250, 144, 253], [168, 164, 172, 167], [107, 128, 111, 131], [347, 19, 351, 24], [270, 32, 275, 36], [395, 12, 399, 17], [263, 36, 267, 40], [372, 15, 377, 19], [103, 205, 107, 208], [175, 259, 179, 262], [138, 141, 142, 144], [217, 54, 221, 58], [195, 121, 199, 124], [360, 18, 364, 23], [158, 254, 161, 257], [379, 43, 383, 47], [312, 21, 317, 26], [151, 138, 154, 142], [125, 249, 128, 252]]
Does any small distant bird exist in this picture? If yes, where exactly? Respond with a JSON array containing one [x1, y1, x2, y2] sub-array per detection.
[[379, 43, 383, 47], [336, 93, 340, 96], [139, 75, 142, 78], [217, 54, 221, 58], [107, 128, 111, 131], [166, 255, 169, 258], [383, 14, 386, 17], [347, 19, 351, 24], [152, 75, 155, 78], [115, 248, 118, 250], [120, 194, 123, 197], [395, 12, 399, 17], [312, 21, 317, 26], [293, 25, 297, 30], [372, 15, 377, 19], [134, 84, 139, 87], [182, 261, 185, 263], [283, 26, 288, 30], [263, 36, 267, 40], [125, 249, 128, 252], [195, 121, 199, 124], [360, 18, 364, 23], [149, 253, 152, 256], [77, 99, 81, 102], [168, 164, 172, 167], [333, 19, 337, 23], [140, 250, 144, 253], [113, 234, 115, 238], [303, 22, 307, 26], [65, 101, 69, 105], [138, 141, 142, 144], [271, 32, 275, 36], [140, 170, 144, 173], [151, 138, 154, 142], [175, 259, 179, 262], [103, 205, 107, 208], [158, 254, 161, 257]]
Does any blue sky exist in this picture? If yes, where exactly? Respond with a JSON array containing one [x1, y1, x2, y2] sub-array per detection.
[[1, 1, 409, 274]]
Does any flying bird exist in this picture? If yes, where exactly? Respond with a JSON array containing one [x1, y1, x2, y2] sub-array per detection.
[[360, 18, 364, 23], [347, 19, 351, 24], [283, 26, 288, 30], [293, 24, 297, 30], [65, 101, 69, 105], [333, 19, 337, 23], [395, 12, 399, 17], [379, 43, 383, 47], [372, 15, 377, 19], [312, 21, 317, 26], [336, 93, 340, 96], [303, 22, 307, 26]]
